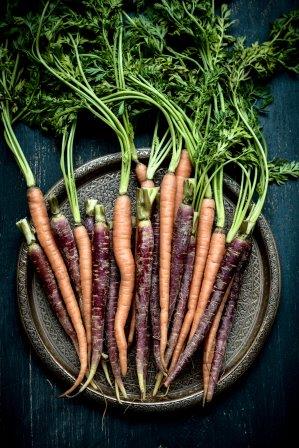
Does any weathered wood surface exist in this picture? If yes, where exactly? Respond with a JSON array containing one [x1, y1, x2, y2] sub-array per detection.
[[0, 1, 298, 447]]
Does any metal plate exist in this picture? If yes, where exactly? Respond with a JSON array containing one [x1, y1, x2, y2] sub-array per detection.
[[17, 149, 280, 412]]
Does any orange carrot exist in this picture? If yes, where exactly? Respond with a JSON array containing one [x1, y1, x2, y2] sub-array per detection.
[[135, 162, 148, 185], [135, 161, 155, 187], [189, 228, 226, 340], [113, 194, 135, 376], [174, 150, 192, 215], [159, 172, 177, 365], [142, 179, 155, 188], [27, 186, 87, 395], [73, 225, 92, 362], [169, 198, 215, 370], [202, 278, 233, 404]]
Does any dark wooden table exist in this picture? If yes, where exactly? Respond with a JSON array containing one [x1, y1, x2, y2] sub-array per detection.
[[0, 1, 298, 447]]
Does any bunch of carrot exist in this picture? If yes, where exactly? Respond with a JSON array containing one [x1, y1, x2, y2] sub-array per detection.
[[1, 0, 299, 404]]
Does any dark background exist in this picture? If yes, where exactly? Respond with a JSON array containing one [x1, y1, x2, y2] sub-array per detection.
[[0, 1, 298, 447]]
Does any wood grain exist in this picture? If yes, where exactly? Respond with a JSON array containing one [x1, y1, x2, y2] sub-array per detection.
[[0, 1, 298, 447]]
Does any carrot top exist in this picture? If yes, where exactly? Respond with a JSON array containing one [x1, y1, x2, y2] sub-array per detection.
[[16, 218, 36, 245], [136, 187, 159, 222], [60, 121, 81, 225], [0, 45, 36, 188], [85, 199, 98, 218], [182, 178, 196, 206]]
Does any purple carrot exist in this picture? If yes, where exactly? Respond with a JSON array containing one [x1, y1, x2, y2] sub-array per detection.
[[153, 213, 198, 396], [17, 218, 78, 352], [84, 199, 97, 241], [127, 216, 137, 348], [78, 204, 110, 392], [48, 195, 82, 308], [107, 227, 127, 400], [143, 321, 150, 382], [135, 187, 158, 399], [149, 195, 163, 372], [169, 179, 195, 323], [166, 213, 197, 364], [164, 237, 251, 388], [206, 241, 253, 403]]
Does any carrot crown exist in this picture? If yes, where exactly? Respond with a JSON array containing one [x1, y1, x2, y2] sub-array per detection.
[[94, 204, 106, 224], [49, 195, 62, 217], [16, 218, 36, 246], [182, 178, 196, 206], [136, 187, 159, 221], [85, 199, 98, 217]]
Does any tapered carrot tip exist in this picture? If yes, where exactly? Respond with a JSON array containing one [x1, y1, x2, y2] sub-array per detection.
[[101, 360, 113, 387], [142, 179, 155, 187], [115, 379, 128, 402], [135, 162, 148, 184], [119, 353, 128, 377], [152, 372, 164, 396], [175, 150, 192, 177], [59, 370, 86, 398], [116, 379, 127, 399], [115, 382, 121, 403], [137, 372, 146, 400], [63, 358, 100, 398]]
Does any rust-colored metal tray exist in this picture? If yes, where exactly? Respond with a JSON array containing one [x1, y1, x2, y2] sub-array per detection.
[[17, 149, 280, 412]]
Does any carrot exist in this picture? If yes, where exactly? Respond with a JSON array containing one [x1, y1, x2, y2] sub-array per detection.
[[73, 224, 93, 362], [59, 122, 93, 366], [27, 186, 87, 395], [142, 179, 155, 187], [189, 228, 226, 340], [113, 194, 135, 376], [202, 277, 234, 404], [135, 220, 154, 398], [135, 162, 148, 184], [106, 228, 127, 400], [169, 198, 215, 370], [49, 195, 82, 308], [135, 161, 155, 187], [205, 242, 252, 402], [166, 212, 197, 365], [164, 238, 250, 388], [1, 88, 87, 395], [17, 218, 79, 353], [135, 187, 157, 398], [149, 195, 163, 372], [77, 205, 110, 393], [174, 150, 192, 215], [128, 216, 137, 348], [153, 212, 197, 396], [159, 171, 177, 365], [169, 179, 194, 324]]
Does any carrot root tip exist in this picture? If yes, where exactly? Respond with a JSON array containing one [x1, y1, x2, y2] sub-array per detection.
[[152, 372, 164, 396], [137, 372, 146, 400], [101, 360, 112, 387]]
